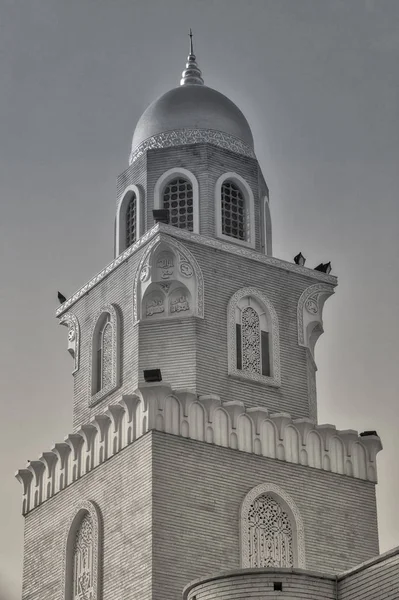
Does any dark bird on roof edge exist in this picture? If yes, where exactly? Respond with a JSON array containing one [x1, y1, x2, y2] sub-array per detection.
[[57, 291, 67, 304]]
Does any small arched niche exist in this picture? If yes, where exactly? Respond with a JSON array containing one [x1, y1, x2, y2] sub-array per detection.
[[134, 237, 203, 323]]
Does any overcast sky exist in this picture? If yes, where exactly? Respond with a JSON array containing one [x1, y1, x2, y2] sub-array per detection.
[[1, 0, 399, 598]]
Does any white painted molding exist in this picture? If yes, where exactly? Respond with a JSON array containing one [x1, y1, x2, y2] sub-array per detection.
[[59, 312, 80, 373], [129, 128, 256, 165], [115, 184, 144, 257], [215, 172, 256, 249], [132, 235, 204, 323], [297, 283, 335, 355], [56, 224, 337, 318], [62, 500, 102, 600], [16, 385, 382, 515], [240, 482, 306, 569], [88, 304, 121, 407], [154, 167, 200, 234], [227, 287, 281, 387]]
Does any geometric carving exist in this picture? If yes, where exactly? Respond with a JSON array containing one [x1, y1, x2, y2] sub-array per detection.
[[88, 304, 121, 407], [62, 500, 102, 600], [247, 494, 293, 567], [228, 287, 281, 387], [129, 128, 256, 166], [297, 283, 335, 356], [59, 313, 80, 373], [133, 235, 204, 323], [240, 483, 306, 569], [55, 225, 335, 319]]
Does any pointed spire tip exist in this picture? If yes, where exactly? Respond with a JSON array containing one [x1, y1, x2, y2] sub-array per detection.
[[180, 29, 204, 86]]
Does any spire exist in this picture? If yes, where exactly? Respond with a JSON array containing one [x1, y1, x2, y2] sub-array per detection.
[[180, 29, 204, 86]]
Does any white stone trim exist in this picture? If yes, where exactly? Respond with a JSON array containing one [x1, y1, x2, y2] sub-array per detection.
[[228, 287, 281, 387], [154, 167, 200, 234], [240, 483, 305, 568], [133, 235, 204, 323], [88, 304, 121, 407], [16, 385, 382, 515], [59, 312, 80, 373], [129, 128, 256, 165], [115, 184, 143, 256], [215, 172, 256, 249], [263, 197, 272, 255], [55, 224, 337, 318], [297, 283, 335, 357], [62, 499, 102, 600]]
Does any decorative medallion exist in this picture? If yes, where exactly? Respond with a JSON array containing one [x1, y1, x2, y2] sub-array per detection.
[[68, 328, 76, 342], [305, 298, 319, 314], [180, 262, 193, 277], [140, 265, 150, 282]]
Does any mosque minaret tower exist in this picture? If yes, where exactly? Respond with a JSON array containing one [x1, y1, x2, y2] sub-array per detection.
[[17, 34, 397, 600]]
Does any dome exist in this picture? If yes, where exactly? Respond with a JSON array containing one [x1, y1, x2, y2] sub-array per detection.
[[131, 84, 254, 152]]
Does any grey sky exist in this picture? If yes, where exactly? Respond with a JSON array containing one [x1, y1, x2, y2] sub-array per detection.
[[1, 0, 399, 597]]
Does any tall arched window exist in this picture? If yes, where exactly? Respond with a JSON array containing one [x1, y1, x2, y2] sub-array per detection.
[[228, 287, 281, 387], [125, 193, 137, 248], [73, 513, 94, 599], [115, 185, 142, 257], [221, 180, 246, 241], [215, 173, 255, 248], [248, 494, 293, 567], [237, 299, 270, 377], [95, 315, 112, 394], [163, 178, 194, 231], [90, 305, 120, 406], [63, 501, 102, 600], [241, 483, 305, 569]]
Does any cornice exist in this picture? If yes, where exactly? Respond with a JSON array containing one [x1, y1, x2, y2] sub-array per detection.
[[56, 224, 337, 317], [129, 128, 257, 165]]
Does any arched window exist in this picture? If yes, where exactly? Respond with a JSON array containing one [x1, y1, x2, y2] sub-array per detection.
[[221, 180, 246, 241], [163, 177, 194, 231], [125, 193, 137, 248], [72, 513, 94, 598], [236, 298, 270, 377], [215, 173, 255, 248], [115, 185, 142, 257], [241, 483, 305, 569], [248, 494, 293, 567], [63, 501, 102, 600], [228, 287, 281, 387], [89, 305, 120, 406], [94, 315, 112, 394]]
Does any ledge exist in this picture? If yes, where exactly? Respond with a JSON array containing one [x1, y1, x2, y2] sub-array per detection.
[[56, 225, 337, 317]]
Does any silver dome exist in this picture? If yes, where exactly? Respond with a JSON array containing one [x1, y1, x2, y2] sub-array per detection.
[[131, 84, 254, 153]]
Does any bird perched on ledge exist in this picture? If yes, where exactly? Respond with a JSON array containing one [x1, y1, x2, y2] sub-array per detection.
[[294, 252, 306, 266], [57, 291, 67, 304], [314, 262, 332, 274]]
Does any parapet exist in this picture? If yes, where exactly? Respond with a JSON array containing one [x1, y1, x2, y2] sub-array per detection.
[[16, 383, 382, 515]]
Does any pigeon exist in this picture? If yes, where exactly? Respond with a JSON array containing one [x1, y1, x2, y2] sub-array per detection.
[[294, 252, 306, 266], [57, 291, 67, 304], [314, 262, 332, 274]]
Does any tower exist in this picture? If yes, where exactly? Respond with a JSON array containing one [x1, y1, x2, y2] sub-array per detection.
[[16, 36, 390, 600]]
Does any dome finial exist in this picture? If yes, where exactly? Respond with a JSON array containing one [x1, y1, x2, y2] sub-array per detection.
[[180, 29, 204, 86]]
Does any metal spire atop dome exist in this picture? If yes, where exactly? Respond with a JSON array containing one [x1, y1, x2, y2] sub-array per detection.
[[180, 29, 204, 86]]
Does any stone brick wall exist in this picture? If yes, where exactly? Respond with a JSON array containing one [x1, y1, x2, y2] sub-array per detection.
[[66, 229, 327, 430], [21, 434, 152, 600], [338, 547, 399, 599], [184, 569, 337, 600], [152, 431, 378, 600]]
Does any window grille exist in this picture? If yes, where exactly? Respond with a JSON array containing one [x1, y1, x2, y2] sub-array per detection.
[[73, 514, 94, 600], [163, 178, 194, 231], [221, 180, 246, 241], [247, 494, 293, 568], [236, 305, 270, 377], [126, 194, 137, 248]]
